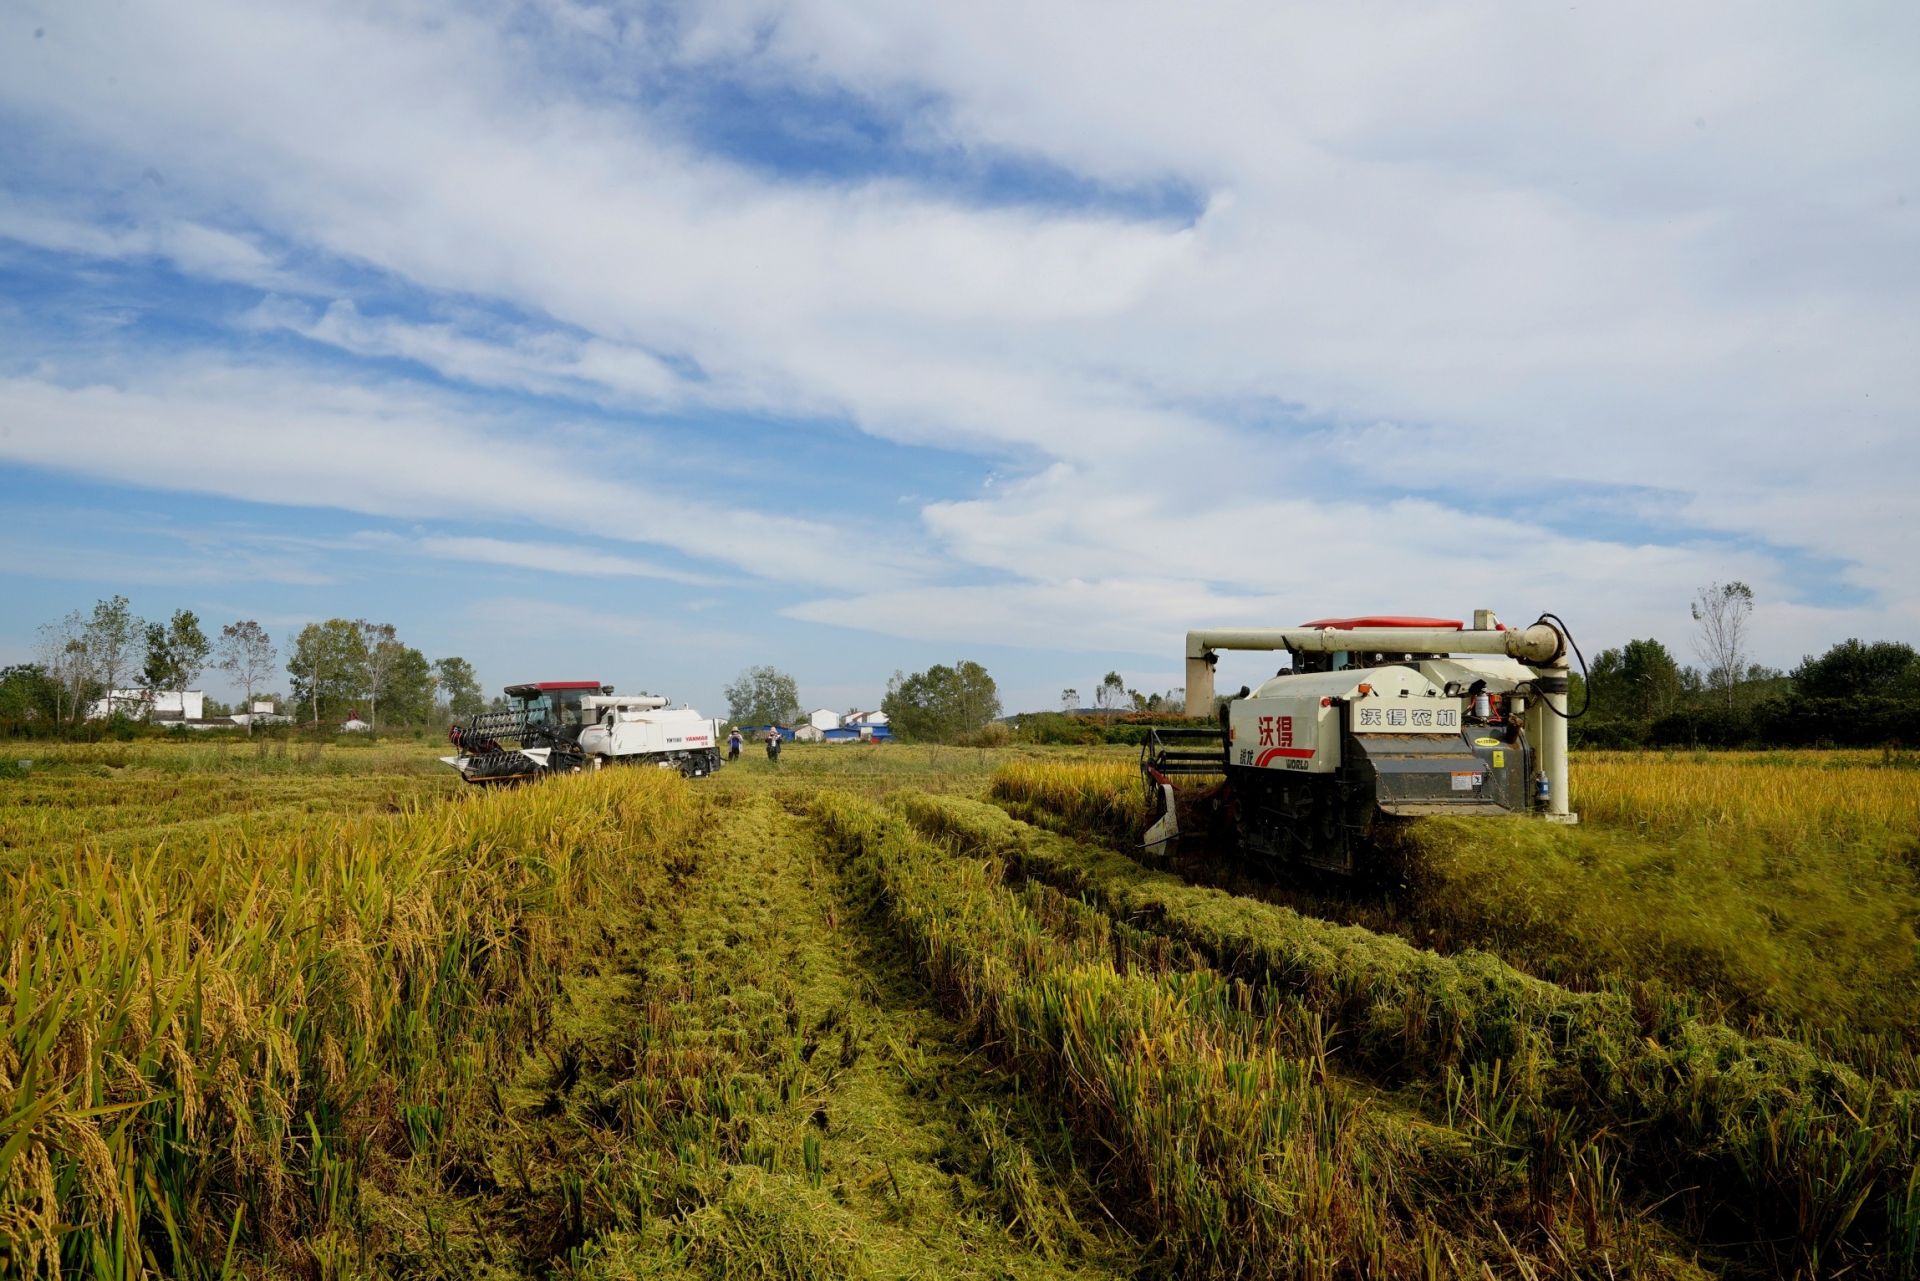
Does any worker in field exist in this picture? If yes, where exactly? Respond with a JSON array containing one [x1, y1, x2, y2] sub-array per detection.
[[727, 727, 742, 762], [765, 726, 782, 763]]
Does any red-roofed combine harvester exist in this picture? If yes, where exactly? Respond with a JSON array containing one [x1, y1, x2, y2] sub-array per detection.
[[1143, 610, 1585, 873], [443, 680, 722, 785]]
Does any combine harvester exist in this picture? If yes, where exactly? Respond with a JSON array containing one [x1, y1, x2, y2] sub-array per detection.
[[443, 680, 722, 785], [1144, 610, 1584, 873]]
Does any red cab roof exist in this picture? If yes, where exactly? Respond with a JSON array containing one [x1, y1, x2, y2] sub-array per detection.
[[504, 680, 608, 695], [1296, 616, 1464, 630]]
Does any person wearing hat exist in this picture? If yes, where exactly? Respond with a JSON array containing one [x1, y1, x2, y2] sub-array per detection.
[[727, 727, 743, 762], [764, 726, 783, 763]]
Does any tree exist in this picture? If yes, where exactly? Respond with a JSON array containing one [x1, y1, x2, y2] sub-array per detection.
[[881, 661, 1001, 743], [1095, 671, 1126, 714], [1588, 638, 1685, 722], [1792, 639, 1920, 700], [354, 620, 400, 729], [378, 646, 437, 725], [35, 610, 96, 726], [83, 595, 141, 717], [1691, 581, 1755, 709], [288, 619, 362, 725], [1061, 688, 1079, 713], [434, 656, 485, 719], [0, 664, 62, 733], [142, 610, 210, 706], [215, 621, 277, 731], [724, 665, 802, 727]]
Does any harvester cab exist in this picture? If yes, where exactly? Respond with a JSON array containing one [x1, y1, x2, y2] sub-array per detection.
[[1144, 611, 1582, 874], [442, 680, 722, 785]]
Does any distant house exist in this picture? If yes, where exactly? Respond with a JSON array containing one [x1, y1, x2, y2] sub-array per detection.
[[232, 700, 292, 729], [802, 708, 842, 733], [843, 709, 889, 727], [87, 689, 206, 722]]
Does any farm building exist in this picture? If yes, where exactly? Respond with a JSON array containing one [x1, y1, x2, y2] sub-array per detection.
[[87, 688, 207, 721]]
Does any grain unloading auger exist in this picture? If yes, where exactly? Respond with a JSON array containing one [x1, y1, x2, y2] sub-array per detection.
[[443, 680, 722, 785], [1143, 611, 1583, 874]]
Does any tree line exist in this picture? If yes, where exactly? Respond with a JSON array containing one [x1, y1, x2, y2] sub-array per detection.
[[1576, 583, 1918, 747], [720, 660, 1006, 744], [0, 596, 489, 736]]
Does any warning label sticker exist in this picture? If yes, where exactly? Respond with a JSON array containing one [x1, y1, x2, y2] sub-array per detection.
[[1450, 772, 1484, 791]]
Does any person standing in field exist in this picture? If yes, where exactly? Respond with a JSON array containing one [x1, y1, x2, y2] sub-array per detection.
[[765, 727, 782, 763], [727, 727, 742, 762]]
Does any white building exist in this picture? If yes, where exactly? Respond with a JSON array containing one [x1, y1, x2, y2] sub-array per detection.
[[87, 689, 206, 721], [843, 709, 889, 727], [802, 707, 843, 733]]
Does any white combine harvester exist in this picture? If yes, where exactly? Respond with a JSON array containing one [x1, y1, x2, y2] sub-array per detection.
[[1144, 610, 1585, 873], [442, 679, 722, 785]]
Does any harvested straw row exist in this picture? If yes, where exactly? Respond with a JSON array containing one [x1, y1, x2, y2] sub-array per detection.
[[814, 790, 1701, 1279], [902, 791, 1920, 1278]]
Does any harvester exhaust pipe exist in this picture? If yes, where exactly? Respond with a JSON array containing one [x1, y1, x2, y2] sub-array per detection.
[[1183, 613, 1575, 821]]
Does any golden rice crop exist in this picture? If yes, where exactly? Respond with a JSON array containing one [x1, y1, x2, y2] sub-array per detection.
[[0, 768, 698, 1278]]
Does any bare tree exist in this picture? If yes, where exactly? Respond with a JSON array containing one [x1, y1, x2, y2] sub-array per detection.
[[1095, 671, 1126, 715], [35, 610, 93, 725], [216, 621, 277, 734], [1691, 581, 1755, 709], [1060, 687, 1078, 713]]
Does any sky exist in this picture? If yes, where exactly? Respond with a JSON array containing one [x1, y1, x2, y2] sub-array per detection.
[[1, 1, 1916, 716]]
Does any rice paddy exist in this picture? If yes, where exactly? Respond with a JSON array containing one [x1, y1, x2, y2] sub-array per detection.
[[2, 740, 1915, 1277]]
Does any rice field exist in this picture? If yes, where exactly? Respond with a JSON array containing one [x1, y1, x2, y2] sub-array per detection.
[[2, 740, 1915, 1277]]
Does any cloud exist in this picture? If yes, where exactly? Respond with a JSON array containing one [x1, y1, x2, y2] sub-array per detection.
[[0, 362, 927, 592], [1, 0, 1913, 671], [380, 532, 729, 586], [247, 298, 685, 404]]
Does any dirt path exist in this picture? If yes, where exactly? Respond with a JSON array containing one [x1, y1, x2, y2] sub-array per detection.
[[400, 789, 1139, 1278]]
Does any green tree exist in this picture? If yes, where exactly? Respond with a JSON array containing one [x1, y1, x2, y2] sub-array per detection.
[[1588, 638, 1685, 722], [724, 665, 802, 727], [142, 610, 211, 704], [881, 660, 1001, 743], [1792, 639, 1920, 700], [83, 595, 141, 717], [378, 646, 437, 725], [354, 620, 400, 729], [1095, 671, 1126, 714], [1061, 687, 1078, 713], [0, 664, 63, 732], [434, 656, 485, 719], [215, 620, 277, 732], [288, 619, 362, 725]]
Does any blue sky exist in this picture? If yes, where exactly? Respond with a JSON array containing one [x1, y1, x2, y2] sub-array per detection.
[[2, 1, 1916, 716]]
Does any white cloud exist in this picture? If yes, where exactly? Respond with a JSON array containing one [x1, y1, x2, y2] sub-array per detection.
[[1, 0, 1914, 666], [0, 363, 926, 591]]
